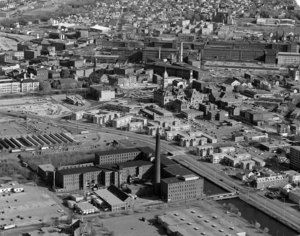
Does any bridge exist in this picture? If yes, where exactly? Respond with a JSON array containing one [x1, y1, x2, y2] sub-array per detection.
[[204, 192, 239, 201]]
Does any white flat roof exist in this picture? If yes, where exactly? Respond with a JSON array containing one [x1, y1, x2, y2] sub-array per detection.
[[94, 189, 124, 206]]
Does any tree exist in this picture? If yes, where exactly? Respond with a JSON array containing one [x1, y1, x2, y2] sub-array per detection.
[[254, 221, 261, 230], [39, 80, 52, 93], [60, 69, 71, 79]]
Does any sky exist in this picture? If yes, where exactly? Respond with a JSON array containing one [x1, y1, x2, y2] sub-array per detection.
[[296, 0, 300, 7]]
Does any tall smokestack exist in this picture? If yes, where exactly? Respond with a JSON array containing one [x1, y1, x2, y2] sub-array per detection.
[[154, 127, 161, 194], [180, 42, 183, 63], [158, 46, 161, 60]]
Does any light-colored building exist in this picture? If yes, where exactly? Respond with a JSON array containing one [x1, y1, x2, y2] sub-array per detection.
[[219, 146, 235, 153], [99, 90, 115, 101], [210, 153, 226, 164], [94, 189, 127, 212], [112, 115, 133, 128], [0, 81, 20, 94], [284, 170, 300, 184], [277, 52, 300, 66], [251, 157, 266, 168], [196, 145, 214, 157], [255, 175, 289, 189], [157, 209, 246, 236], [289, 188, 300, 204], [21, 79, 39, 93], [75, 201, 98, 215]]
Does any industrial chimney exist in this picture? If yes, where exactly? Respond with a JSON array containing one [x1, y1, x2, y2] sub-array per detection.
[[180, 42, 183, 63], [158, 46, 161, 60], [154, 127, 161, 195]]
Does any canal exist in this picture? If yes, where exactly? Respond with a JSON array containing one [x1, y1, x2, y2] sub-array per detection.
[[204, 179, 299, 236]]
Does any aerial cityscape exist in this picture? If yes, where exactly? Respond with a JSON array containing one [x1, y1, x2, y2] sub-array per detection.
[[0, 0, 300, 235]]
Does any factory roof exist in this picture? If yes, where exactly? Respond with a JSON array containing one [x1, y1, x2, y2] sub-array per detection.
[[38, 164, 55, 172], [157, 209, 246, 236], [75, 201, 98, 211], [107, 185, 130, 202], [161, 156, 177, 167], [57, 166, 101, 176], [95, 148, 140, 156], [162, 177, 184, 184], [94, 189, 124, 206], [118, 160, 152, 169], [163, 164, 195, 178]]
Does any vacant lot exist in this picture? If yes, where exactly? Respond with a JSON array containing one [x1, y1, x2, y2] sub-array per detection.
[[0, 185, 66, 227], [0, 97, 71, 119]]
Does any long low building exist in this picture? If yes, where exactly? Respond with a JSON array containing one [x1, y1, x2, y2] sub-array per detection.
[[94, 189, 127, 212], [157, 209, 246, 236]]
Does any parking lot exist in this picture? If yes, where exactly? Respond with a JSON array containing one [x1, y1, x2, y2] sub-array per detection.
[[0, 185, 67, 228]]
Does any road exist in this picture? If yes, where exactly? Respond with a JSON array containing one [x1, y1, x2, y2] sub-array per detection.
[[62, 120, 182, 153]]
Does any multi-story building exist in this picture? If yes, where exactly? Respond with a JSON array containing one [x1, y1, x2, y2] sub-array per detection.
[[277, 52, 300, 66], [0, 81, 20, 94], [27, 67, 48, 81], [161, 176, 204, 202], [118, 160, 153, 184], [290, 146, 300, 171], [289, 189, 300, 204], [284, 170, 300, 184], [90, 85, 115, 101], [254, 175, 289, 189], [21, 79, 39, 93], [95, 148, 142, 166], [112, 115, 132, 128], [55, 164, 101, 191]]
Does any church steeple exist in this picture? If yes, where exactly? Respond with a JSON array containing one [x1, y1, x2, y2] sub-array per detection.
[[162, 67, 168, 90]]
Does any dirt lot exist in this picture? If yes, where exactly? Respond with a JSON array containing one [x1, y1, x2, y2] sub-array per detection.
[[0, 97, 71, 119], [0, 185, 67, 227], [51, 94, 93, 112], [0, 120, 29, 137]]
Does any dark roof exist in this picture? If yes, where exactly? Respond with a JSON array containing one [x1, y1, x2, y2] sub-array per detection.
[[96, 148, 140, 156], [161, 156, 177, 167], [137, 146, 155, 155], [163, 164, 194, 177], [108, 185, 130, 201], [161, 177, 183, 184], [57, 166, 101, 176], [118, 160, 152, 169]]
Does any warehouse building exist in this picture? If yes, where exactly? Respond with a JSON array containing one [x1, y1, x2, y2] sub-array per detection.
[[94, 189, 127, 212], [95, 147, 154, 166], [157, 209, 246, 236], [55, 164, 101, 191]]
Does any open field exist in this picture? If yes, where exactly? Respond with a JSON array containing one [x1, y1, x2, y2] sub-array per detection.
[[0, 37, 17, 51], [73, 131, 126, 147], [0, 185, 66, 228], [0, 97, 71, 119], [0, 121, 28, 137]]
